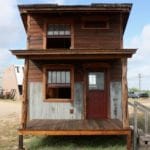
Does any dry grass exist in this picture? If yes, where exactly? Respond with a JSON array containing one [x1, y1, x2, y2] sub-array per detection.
[[0, 99, 20, 150]]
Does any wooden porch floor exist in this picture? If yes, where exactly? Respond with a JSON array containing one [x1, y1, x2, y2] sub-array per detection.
[[25, 119, 124, 131], [18, 119, 132, 150]]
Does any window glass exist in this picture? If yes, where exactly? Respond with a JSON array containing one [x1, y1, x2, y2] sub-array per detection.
[[48, 71, 52, 83], [47, 24, 71, 36], [88, 72, 104, 90], [56, 71, 61, 83], [66, 71, 70, 83], [52, 71, 57, 83], [46, 70, 71, 99]]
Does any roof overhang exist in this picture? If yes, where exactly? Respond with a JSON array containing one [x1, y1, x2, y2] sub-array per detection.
[[11, 49, 137, 60], [18, 3, 132, 33]]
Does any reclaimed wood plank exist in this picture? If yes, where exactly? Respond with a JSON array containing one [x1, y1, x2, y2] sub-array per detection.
[[121, 58, 129, 128]]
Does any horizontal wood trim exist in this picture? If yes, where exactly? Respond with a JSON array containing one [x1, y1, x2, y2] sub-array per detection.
[[11, 49, 137, 59], [43, 99, 73, 103], [19, 4, 132, 13], [18, 129, 131, 136]]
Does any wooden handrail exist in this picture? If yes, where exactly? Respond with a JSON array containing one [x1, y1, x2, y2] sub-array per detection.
[[128, 100, 150, 150]]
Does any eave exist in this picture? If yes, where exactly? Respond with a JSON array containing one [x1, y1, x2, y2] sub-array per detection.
[[18, 3, 132, 33], [11, 49, 137, 60]]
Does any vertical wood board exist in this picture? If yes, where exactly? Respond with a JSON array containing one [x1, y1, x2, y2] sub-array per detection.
[[110, 81, 122, 121], [29, 82, 83, 120]]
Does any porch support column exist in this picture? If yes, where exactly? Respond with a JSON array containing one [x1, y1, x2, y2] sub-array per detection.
[[121, 58, 129, 128], [21, 58, 29, 129], [18, 135, 24, 150]]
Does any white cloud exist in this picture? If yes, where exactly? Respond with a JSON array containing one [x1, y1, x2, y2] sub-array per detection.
[[0, 0, 25, 75], [0, 49, 20, 74], [126, 24, 150, 89]]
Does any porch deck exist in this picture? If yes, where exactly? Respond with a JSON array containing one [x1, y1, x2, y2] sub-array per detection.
[[19, 119, 132, 150], [19, 119, 131, 136]]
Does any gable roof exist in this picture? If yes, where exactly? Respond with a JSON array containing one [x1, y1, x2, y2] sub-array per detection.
[[18, 3, 132, 33]]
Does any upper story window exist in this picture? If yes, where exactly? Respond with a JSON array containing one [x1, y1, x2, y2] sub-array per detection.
[[46, 24, 71, 49], [47, 24, 71, 37], [83, 21, 109, 29]]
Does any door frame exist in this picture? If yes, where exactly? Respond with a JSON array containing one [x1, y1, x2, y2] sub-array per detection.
[[83, 63, 110, 120]]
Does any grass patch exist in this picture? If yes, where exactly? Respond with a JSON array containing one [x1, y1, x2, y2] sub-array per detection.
[[25, 135, 126, 150]]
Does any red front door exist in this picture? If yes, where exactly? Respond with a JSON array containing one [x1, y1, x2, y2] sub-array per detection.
[[86, 70, 108, 119]]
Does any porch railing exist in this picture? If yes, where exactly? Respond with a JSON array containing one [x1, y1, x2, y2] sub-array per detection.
[[128, 101, 150, 150]]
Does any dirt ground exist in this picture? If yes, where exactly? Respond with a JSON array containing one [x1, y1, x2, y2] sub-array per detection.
[[0, 99, 21, 150]]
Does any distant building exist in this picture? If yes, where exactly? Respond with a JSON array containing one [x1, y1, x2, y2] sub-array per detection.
[[2, 65, 24, 100]]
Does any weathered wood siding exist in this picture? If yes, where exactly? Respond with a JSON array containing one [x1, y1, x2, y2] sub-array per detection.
[[74, 14, 121, 49], [28, 13, 122, 49], [110, 81, 122, 120], [28, 60, 42, 82], [28, 14, 44, 49], [28, 60, 122, 83], [29, 82, 83, 120], [110, 59, 122, 81]]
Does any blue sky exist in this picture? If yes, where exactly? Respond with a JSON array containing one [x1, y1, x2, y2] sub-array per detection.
[[0, 0, 150, 90]]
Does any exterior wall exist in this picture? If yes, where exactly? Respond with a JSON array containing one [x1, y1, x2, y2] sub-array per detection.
[[28, 13, 122, 49], [74, 14, 121, 49], [29, 82, 83, 120], [110, 81, 122, 121], [109, 60, 122, 121], [28, 14, 44, 49], [28, 60, 123, 120], [2, 66, 19, 100]]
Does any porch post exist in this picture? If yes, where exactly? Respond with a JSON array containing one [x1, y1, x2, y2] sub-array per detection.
[[18, 135, 24, 150], [18, 58, 29, 150], [21, 58, 29, 129], [121, 58, 129, 128]]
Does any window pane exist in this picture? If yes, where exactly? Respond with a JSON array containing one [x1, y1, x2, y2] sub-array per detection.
[[89, 74, 96, 85], [96, 72, 104, 90], [56, 71, 61, 83], [61, 71, 66, 83], [47, 25, 54, 35], [48, 71, 52, 83], [47, 24, 71, 36], [65, 30, 71, 35], [52, 71, 57, 83], [53, 24, 59, 35], [59, 30, 65, 35], [66, 71, 70, 83], [88, 72, 104, 90]]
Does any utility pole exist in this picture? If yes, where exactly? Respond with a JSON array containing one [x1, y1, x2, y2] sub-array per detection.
[[138, 73, 141, 91]]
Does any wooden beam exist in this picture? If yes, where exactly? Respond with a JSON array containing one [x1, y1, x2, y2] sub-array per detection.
[[21, 58, 29, 129], [127, 130, 132, 150], [18, 129, 131, 136], [27, 14, 30, 49], [18, 135, 24, 150], [121, 58, 129, 128], [43, 19, 47, 49]]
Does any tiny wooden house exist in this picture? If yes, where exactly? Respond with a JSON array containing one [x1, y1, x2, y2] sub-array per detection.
[[11, 3, 136, 150]]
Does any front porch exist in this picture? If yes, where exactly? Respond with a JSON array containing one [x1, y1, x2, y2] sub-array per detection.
[[19, 119, 132, 150], [19, 119, 131, 135]]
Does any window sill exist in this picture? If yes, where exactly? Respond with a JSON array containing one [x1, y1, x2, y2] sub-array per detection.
[[43, 98, 73, 103]]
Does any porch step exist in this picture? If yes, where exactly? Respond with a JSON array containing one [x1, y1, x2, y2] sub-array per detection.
[[139, 135, 150, 146]]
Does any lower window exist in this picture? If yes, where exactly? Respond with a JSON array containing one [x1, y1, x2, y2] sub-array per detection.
[[43, 65, 73, 102]]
